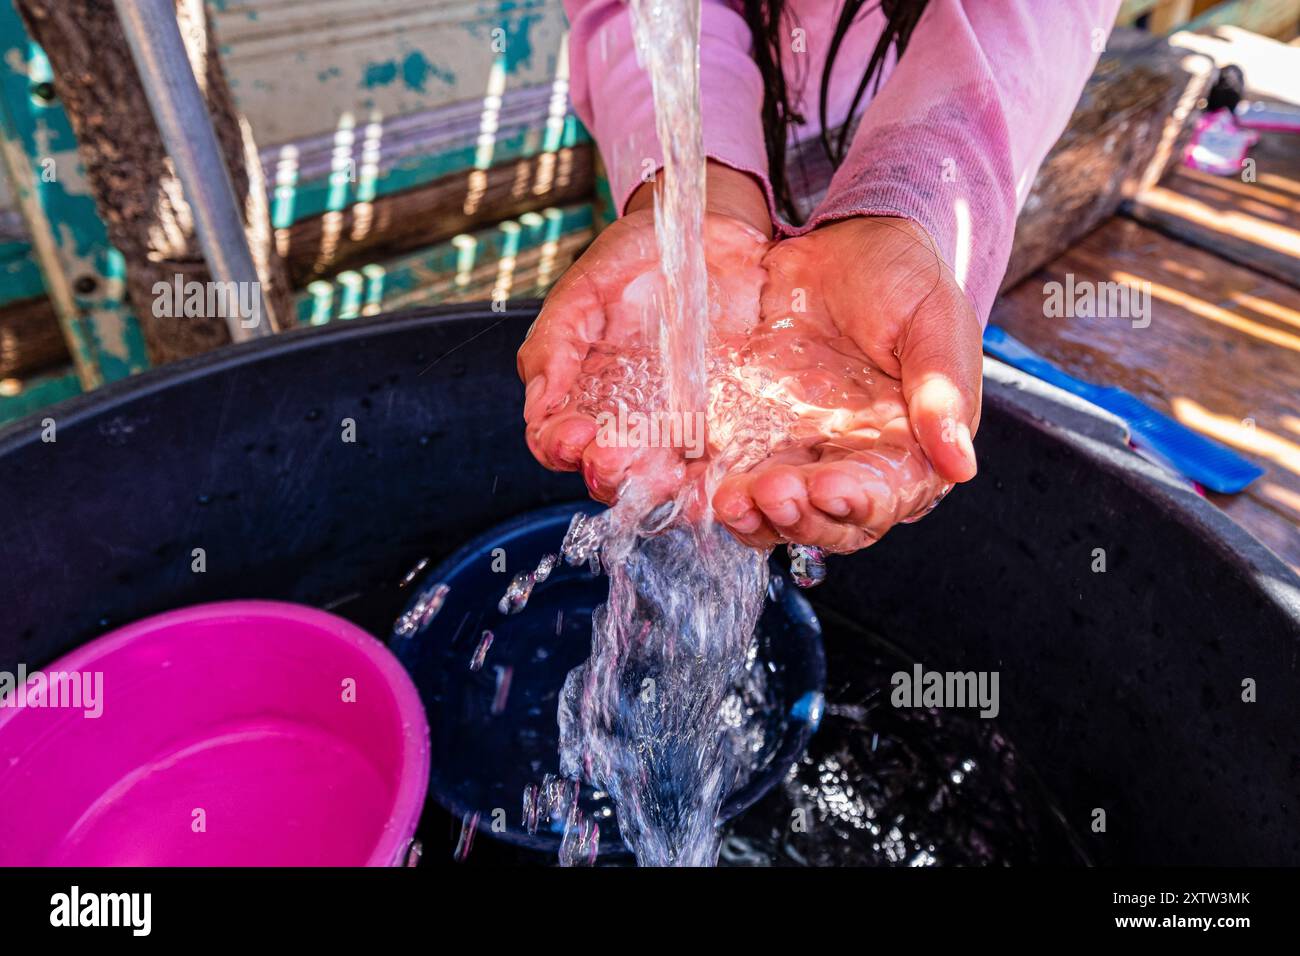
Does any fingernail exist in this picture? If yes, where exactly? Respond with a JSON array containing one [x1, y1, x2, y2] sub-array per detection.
[[524, 376, 547, 419], [956, 423, 977, 474], [821, 497, 850, 517], [557, 440, 583, 467], [728, 509, 762, 534], [767, 500, 800, 527]]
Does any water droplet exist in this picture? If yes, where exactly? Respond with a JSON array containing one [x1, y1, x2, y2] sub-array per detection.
[[398, 557, 429, 588], [522, 783, 541, 834], [469, 630, 493, 672], [393, 581, 450, 637], [491, 665, 513, 715], [452, 810, 479, 862], [534, 553, 559, 583], [497, 571, 535, 615], [792, 690, 825, 730]]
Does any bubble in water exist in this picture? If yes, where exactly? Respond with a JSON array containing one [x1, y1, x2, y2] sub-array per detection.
[[788, 544, 827, 588], [792, 690, 825, 730], [638, 499, 678, 535], [561, 511, 603, 568], [559, 813, 601, 867]]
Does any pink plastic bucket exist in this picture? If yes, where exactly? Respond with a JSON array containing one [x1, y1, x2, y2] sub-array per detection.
[[0, 601, 429, 866]]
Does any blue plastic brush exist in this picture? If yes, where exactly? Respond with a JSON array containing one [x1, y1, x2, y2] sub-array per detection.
[[983, 324, 1264, 494]]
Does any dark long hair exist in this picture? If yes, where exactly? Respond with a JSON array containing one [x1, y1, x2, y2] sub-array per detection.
[[739, 0, 930, 221]]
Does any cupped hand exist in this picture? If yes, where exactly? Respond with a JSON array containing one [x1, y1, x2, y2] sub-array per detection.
[[712, 216, 984, 552], [516, 163, 772, 504]]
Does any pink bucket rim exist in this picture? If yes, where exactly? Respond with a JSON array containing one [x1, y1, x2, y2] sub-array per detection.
[[2, 599, 430, 867]]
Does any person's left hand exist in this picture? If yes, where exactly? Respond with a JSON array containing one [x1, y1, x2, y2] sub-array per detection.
[[712, 216, 984, 552]]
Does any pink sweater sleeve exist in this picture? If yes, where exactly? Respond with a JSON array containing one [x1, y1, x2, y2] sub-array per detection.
[[563, 0, 775, 216], [565, 0, 1120, 323], [795, 0, 1123, 322]]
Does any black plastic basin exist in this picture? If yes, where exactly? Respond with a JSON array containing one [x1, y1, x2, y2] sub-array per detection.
[[1, 302, 1296, 865]]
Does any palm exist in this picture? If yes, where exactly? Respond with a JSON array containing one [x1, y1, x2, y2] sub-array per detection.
[[517, 210, 768, 502], [710, 217, 983, 552]]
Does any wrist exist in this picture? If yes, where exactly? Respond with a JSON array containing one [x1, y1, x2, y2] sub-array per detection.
[[625, 160, 773, 238]]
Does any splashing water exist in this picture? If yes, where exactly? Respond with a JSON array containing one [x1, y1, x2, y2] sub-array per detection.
[[498, 553, 559, 615], [542, 0, 786, 867], [554, 487, 768, 865], [529, 0, 948, 867], [394, 581, 449, 638], [788, 544, 827, 589]]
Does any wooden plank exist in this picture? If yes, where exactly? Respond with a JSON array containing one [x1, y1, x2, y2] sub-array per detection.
[[14, 0, 296, 362], [1170, 23, 1300, 102], [0, 366, 80, 425], [0, 294, 67, 377], [1183, 0, 1300, 37], [261, 82, 589, 227], [782, 29, 1214, 290], [210, 0, 571, 148], [1000, 29, 1214, 290], [362, 235, 586, 312], [0, 7, 150, 387], [0, 211, 46, 304], [1170, 25, 1300, 105], [991, 217, 1300, 572], [294, 202, 594, 324], [1151, 0, 1196, 33], [1126, 132, 1300, 285], [1118, 0, 1165, 25], [281, 143, 594, 284], [1126, 28, 1300, 286]]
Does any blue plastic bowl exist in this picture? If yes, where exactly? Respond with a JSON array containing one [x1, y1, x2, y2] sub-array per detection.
[[390, 501, 826, 855]]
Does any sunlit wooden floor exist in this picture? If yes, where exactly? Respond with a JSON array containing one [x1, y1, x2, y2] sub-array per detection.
[[993, 123, 1300, 572]]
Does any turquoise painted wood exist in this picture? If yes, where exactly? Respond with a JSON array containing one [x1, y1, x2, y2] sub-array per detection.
[[210, 0, 571, 147], [0, 236, 43, 301], [296, 202, 593, 324], [268, 109, 588, 228], [0, 368, 80, 425], [0, 0, 595, 423], [0, 1, 149, 387]]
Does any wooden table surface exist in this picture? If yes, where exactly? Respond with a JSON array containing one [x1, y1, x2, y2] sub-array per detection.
[[992, 124, 1300, 573]]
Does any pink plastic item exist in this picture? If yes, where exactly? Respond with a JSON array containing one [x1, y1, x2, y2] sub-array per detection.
[[0, 601, 429, 866], [1184, 108, 1259, 176]]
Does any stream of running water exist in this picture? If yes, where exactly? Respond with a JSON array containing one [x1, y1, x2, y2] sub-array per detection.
[[542, 0, 782, 866]]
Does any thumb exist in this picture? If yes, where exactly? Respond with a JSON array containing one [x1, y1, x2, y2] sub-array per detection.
[[899, 285, 983, 484]]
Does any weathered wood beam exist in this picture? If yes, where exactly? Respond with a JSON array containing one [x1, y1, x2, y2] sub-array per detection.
[[1001, 29, 1214, 290], [0, 295, 66, 378], [12, 0, 292, 364], [281, 144, 594, 286]]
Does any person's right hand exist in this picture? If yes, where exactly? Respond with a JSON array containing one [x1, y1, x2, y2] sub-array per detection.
[[517, 163, 772, 504]]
